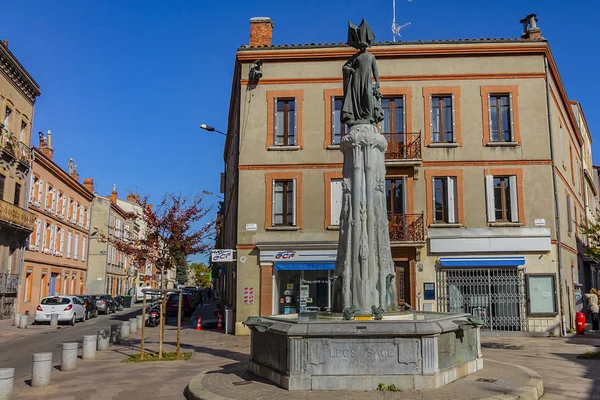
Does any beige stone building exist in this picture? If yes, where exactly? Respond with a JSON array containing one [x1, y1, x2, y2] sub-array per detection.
[[218, 15, 594, 335], [0, 40, 40, 319], [18, 135, 93, 317]]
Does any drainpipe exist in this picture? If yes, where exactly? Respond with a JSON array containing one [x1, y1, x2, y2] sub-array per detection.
[[545, 56, 567, 337]]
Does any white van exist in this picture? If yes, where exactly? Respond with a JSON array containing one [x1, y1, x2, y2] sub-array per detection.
[[135, 286, 157, 303]]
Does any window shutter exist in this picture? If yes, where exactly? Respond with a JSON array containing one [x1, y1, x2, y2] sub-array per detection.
[[292, 179, 297, 226], [50, 225, 56, 255], [509, 175, 519, 223], [29, 176, 34, 203], [429, 95, 433, 139], [45, 184, 49, 209], [62, 196, 66, 217], [52, 189, 57, 213], [66, 232, 72, 258], [59, 229, 65, 255], [451, 93, 456, 143], [74, 235, 79, 260], [431, 178, 437, 222], [273, 97, 278, 145], [294, 98, 298, 145], [42, 222, 47, 252], [485, 175, 496, 223], [29, 222, 36, 250], [509, 93, 515, 142], [331, 180, 343, 226], [37, 181, 43, 205], [487, 94, 493, 140], [402, 95, 407, 133], [402, 177, 408, 215], [35, 219, 41, 251], [82, 238, 86, 262], [447, 177, 456, 224], [331, 97, 336, 143], [271, 181, 276, 226]]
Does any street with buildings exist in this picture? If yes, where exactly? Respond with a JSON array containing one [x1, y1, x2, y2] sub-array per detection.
[[1, 3, 600, 399]]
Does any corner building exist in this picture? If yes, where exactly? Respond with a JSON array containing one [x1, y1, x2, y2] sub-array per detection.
[[220, 15, 594, 335]]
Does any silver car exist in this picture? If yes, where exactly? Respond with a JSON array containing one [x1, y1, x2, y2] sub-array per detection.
[[35, 296, 86, 325]]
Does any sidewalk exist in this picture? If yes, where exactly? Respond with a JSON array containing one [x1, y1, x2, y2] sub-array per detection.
[[9, 308, 600, 400]]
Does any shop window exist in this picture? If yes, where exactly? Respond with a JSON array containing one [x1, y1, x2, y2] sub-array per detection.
[[526, 274, 557, 316]]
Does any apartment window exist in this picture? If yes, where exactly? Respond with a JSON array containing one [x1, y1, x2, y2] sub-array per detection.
[[274, 98, 296, 146], [0, 174, 5, 201], [35, 180, 43, 206], [66, 232, 72, 258], [430, 95, 454, 143], [489, 94, 513, 142], [559, 124, 565, 165], [432, 177, 458, 223], [272, 180, 295, 226], [74, 234, 79, 260], [34, 219, 41, 251], [82, 238, 87, 262], [59, 228, 65, 256], [20, 121, 27, 142], [14, 183, 21, 206], [331, 97, 347, 145], [330, 179, 343, 226], [3, 106, 12, 128], [567, 194, 573, 234], [485, 176, 519, 223], [386, 178, 406, 216]]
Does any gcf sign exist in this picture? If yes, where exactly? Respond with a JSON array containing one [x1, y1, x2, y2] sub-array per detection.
[[211, 249, 235, 263]]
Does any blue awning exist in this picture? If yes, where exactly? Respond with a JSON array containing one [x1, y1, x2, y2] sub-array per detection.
[[274, 262, 335, 271], [439, 257, 526, 268]]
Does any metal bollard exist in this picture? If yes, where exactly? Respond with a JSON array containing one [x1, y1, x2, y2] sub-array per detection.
[[13, 313, 20, 327], [97, 329, 110, 351], [136, 315, 143, 331], [18, 315, 28, 329], [129, 318, 137, 333], [0, 368, 14, 400], [31, 352, 52, 387], [50, 314, 59, 327], [61, 343, 78, 371], [121, 321, 130, 338], [82, 335, 97, 360], [110, 324, 121, 344]]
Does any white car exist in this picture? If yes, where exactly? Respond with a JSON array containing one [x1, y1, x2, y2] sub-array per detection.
[[35, 296, 86, 325]]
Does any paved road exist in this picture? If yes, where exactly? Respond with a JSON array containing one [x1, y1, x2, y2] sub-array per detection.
[[0, 306, 144, 381]]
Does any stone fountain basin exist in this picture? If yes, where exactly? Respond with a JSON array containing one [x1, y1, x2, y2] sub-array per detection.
[[245, 312, 483, 391]]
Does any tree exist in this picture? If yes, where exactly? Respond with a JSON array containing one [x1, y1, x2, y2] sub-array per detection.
[[581, 220, 600, 260], [176, 262, 189, 285], [190, 262, 211, 288]]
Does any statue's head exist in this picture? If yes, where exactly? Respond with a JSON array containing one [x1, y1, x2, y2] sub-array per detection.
[[347, 19, 375, 51]]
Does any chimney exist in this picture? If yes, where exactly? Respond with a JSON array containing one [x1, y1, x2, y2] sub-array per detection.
[[71, 164, 79, 182], [83, 178, 94, 193], [520, 14, 542, 40], [126, 193, 136, 203], [3, 40, 7, 48], [249, 17, 273, 47], [38, 130, 54, 160], [111, 184, 117, 203]]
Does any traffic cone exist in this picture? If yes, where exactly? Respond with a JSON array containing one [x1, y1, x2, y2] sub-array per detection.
[[196, 315, 203, 331], [217, 313, 223, 331]]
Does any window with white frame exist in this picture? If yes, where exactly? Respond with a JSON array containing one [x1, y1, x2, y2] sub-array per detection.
[[432, 177, 458, 224], [331, 97, 347, 145], [272, 180, 296, 226], [430, 95, 454, 143], [50, 225, 57, 255], [59, 228, 65, 256], [274, 98, 297, 146], [330, 179, 343, 226], [485, 175, 519, 223], [72, 202, 78, 224], [116, 219, 121, 238], [34, 219, 41, 251], [567, 194, 573, 234], [82, 237, 86, 262], [74, 234, 79, 260], [488, 93, 514, 142], [78, 206, 84, 226], [66, 232, 72, 258]]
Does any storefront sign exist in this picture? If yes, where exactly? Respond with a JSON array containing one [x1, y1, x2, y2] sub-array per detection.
[[260, 249, 336, 263], [211, 249, 235, 262], [243, 287, 254, 304]]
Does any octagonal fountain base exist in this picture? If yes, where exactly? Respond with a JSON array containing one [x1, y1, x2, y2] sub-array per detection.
[[244, 312, 483, 391]]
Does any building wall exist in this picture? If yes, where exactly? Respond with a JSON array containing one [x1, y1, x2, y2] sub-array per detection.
[[87, 196, 109, 294]]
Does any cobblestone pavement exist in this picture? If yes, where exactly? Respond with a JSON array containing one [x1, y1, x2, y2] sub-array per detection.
[[8, 308, 600, 399]]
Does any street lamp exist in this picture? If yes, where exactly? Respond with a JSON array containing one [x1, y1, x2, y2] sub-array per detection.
[[200, 124, 226, 136], [203, 190, 224, 199]]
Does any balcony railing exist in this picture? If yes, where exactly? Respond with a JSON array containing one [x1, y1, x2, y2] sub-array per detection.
[[382, 132, 422, 161], [0, 199, 35, 231], [387, 213, 425, 242], [0, 127, 32, 165], [0, 273, 19, 294]]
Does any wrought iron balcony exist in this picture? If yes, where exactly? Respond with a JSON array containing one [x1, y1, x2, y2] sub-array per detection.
[[0, 127, 32, 165], [382, 132, 422, 163], [0, 199, 35, 231], [387, 213, 425, 244], [0, 273, 19, 294]]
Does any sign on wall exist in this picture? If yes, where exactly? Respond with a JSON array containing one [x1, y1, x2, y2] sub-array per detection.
[[260, 249, 336, 263], [211, 249, 235, 262], [243, 287, 255, 304]]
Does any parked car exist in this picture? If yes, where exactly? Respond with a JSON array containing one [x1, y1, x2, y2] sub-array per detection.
[[34, 296, 86, 325], [93, 294, 116, 314], [166, 293, 193, 318], [183, 287, 199, 308], [77, 295, 99, 320]]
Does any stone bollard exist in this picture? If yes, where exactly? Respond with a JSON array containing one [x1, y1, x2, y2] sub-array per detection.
[[61, 343, 78, 371], [82, 335, 97, 360], [136, 315, 143, 331], [110, 324, 121, 344], [50, 314, 59, 327], [129, 318, 137, 333], [13, 313, 20, 327], [18, 315, 28, 329], [0, 368, 14, 400], [121, 321, 130, 338], [31, 352, 52, 387], [97, 329, 110, 351]]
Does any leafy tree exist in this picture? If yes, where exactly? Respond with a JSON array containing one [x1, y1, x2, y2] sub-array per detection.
[[190, 262, 211, 288], [176, 262, 189, 285], [581, 221, 600, 260], [111, 193, 213, 289]]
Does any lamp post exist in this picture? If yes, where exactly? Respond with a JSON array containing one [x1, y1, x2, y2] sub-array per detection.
[[200, 124, 226, 136], [202, 190, 224, 200]]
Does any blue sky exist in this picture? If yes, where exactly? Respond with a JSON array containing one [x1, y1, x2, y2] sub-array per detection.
[[2, 0, 599, 243]]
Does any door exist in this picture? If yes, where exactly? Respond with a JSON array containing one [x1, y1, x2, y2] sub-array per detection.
[[394, 262, 411, 306]]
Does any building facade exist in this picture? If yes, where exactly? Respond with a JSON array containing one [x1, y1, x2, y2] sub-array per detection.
[[86, 183, 132, 296], [0, 40, 40, 319], [18, 137, 93, 316], [219, 15, 594, 335]]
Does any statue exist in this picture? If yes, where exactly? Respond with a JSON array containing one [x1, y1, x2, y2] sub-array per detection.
[[333, 19, 397, 316]]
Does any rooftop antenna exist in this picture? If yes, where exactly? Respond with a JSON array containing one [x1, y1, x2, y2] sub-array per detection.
[[392, 0, 412, 42]]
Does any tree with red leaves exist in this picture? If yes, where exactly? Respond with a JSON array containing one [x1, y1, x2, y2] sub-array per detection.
[[111, 192, 213, 289]]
